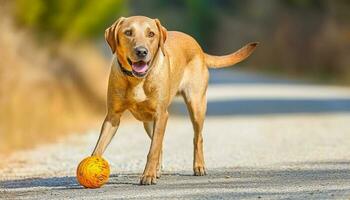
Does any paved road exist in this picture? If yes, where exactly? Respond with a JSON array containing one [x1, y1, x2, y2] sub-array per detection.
[[1, 69, 350, 199]]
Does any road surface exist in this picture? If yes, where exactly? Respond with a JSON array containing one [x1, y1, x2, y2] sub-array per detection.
[[1, 69, 350, 199]]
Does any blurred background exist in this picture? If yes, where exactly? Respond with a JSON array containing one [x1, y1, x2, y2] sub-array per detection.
[[0, 0, 349, 153]]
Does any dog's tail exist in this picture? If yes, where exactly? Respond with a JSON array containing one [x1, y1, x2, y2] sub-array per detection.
[[205, 42, 258, 68]]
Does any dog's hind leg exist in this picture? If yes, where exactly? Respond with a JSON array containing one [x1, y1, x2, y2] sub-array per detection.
[[182, 67, 209, 176], [143, 122, 163, 178]]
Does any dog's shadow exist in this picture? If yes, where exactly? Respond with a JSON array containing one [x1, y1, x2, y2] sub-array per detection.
[[0, 174, 141, 190], [0, 172, 194, 190], [0, 176, 81, 190]]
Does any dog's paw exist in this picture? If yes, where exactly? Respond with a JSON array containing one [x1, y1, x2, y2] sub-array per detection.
[[156, 165, 163, 179], [156, 170, 162, 179], [140, 174, 157, 185], [194, 166, 207, 176]]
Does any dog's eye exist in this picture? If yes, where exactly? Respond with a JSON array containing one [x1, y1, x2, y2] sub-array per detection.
[[148, 31, 155, 38], [124, 30, 132, 36]]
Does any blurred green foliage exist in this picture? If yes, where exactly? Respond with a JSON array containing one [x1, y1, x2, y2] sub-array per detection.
[[14, 0, 128, 41], [284, 0, 323, 9], [10, 0, 350, 83], [184, 0, 217, 49]]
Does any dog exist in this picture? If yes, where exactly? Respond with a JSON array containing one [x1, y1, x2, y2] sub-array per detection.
[[91, 16, 258, 185]]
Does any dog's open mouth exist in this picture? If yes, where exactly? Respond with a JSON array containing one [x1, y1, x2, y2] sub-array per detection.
[[127, 58, 150, 77]]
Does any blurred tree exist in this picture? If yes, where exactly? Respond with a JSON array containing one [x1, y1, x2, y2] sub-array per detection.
[[14, 0, 128, 41], [183, 0, 217, 49], [284, 0, 324, 9]]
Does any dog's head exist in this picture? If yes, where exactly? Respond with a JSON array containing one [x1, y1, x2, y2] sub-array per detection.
[[105, 16, 167, 78]]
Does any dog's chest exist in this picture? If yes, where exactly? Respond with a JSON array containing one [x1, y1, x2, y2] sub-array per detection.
[[126, 82, 157, 121], [127, 82, 148, 103]]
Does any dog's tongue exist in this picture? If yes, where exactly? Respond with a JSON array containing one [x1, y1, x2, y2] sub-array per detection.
[[132, 61, 148, 73]]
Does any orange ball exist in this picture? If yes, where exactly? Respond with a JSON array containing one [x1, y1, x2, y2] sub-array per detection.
[[76, 156, 110, 188]]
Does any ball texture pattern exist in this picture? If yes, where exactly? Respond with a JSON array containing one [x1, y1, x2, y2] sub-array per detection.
[[76, 156, 110, 188]]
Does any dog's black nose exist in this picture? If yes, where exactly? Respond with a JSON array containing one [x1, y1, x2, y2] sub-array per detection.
[[135, 46, 148, 58]]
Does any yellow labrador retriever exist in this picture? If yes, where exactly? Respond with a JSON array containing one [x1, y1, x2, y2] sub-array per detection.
[[92, 16, 257, 185]]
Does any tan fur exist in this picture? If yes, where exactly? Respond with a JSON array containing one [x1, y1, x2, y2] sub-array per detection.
[[92, 16, 258, 185]]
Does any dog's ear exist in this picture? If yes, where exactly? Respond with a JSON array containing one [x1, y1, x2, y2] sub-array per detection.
[[105, 17, 125, 54], [155, 18, 167, 56]]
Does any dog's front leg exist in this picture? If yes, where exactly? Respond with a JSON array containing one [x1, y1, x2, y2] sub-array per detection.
[[140, 111, 168, 185], [91, 113, 121, 156]]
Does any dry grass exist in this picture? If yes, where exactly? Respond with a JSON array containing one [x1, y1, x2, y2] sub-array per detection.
[[0, 11, 110, 153]]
